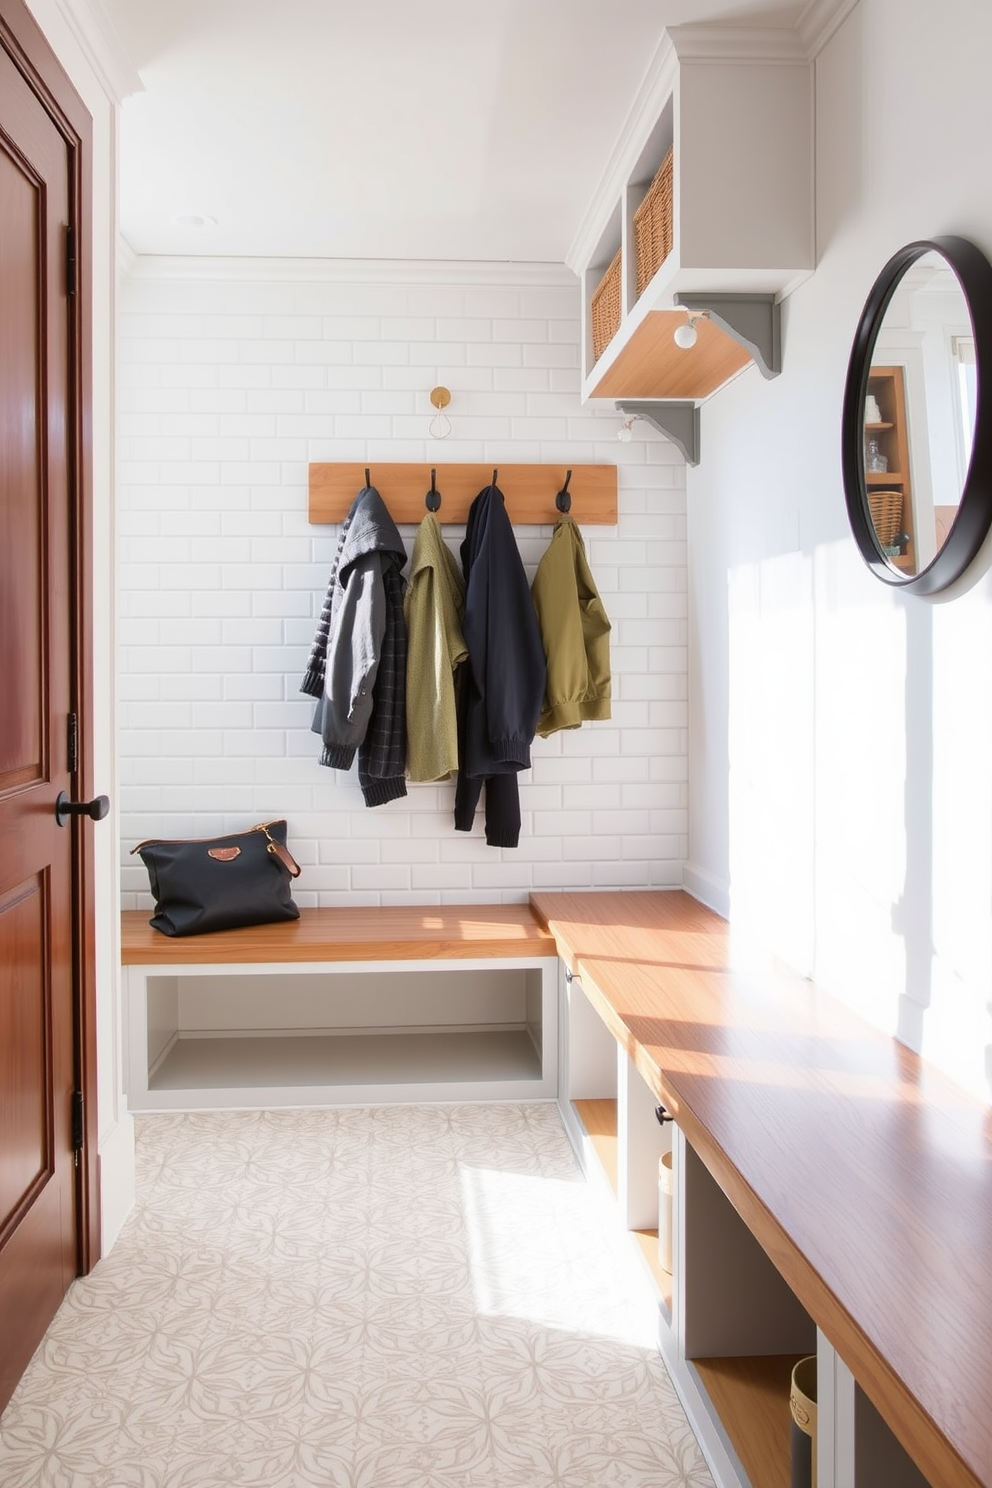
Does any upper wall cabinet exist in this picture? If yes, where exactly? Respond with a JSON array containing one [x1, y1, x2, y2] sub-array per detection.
[[568, 24, 814, 407]]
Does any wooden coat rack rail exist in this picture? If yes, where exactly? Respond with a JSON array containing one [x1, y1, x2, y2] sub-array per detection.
[[308, 463, 618, 526]]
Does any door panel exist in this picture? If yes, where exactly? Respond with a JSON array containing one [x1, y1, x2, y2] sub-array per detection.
[[0, 148, 43, 791], [0, 879, 52, 1235], [0, 35, 79, 1411]]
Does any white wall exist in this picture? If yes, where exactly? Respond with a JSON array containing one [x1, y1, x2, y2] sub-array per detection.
[[685, 0, 992, 1100], [117, 263, 689, 906]]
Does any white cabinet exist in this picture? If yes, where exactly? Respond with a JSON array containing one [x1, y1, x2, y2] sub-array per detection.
[[569, 24, 814, 417], [558, 967, 935, 1488]]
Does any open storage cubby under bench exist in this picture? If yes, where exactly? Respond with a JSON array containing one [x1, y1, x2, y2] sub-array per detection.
[[530, 889, 992, 1488], [121, 906, 558, 1111]]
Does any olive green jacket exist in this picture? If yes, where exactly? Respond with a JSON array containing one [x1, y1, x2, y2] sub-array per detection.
[[403, 513, 468, 781], [531, 515, 612, 738]]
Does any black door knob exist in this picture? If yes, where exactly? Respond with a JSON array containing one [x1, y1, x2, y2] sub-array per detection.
[[55, 791, 110, 828]]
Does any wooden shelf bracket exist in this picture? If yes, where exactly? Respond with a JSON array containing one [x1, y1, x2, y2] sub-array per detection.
[[674, 292, 782, 380]]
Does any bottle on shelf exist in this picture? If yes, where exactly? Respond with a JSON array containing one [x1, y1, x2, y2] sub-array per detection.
[[865, 436, 888, 474]]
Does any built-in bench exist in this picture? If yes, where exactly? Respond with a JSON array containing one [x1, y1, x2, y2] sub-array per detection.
[[122, 889, 989, 1488], [120, 905, 559, 1111], [531, 888, 989, 1488]]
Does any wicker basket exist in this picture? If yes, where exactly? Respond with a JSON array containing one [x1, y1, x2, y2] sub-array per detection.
[[634, 148, 674, 298], [868, 489, 903, 547], [591, 248, 622, 362]]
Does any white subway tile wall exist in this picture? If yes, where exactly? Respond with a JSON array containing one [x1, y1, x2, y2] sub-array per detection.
[[119, 268, 688, 908]]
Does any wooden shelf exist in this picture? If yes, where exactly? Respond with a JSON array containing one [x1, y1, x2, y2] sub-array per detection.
[[692, 1354, 804, 1488], [866, 367, 915, 568], [588, 308, 754, 401], [122, 905, 556, 966], [150, 1028, 543, 1094], [574, 1096, 619, 1195]]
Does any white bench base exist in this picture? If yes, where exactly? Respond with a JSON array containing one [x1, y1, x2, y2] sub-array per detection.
[[124, 955, 559, 1112]]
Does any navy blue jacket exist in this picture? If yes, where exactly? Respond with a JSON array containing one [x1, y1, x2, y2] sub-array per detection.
[[454, 484, 546, 847]]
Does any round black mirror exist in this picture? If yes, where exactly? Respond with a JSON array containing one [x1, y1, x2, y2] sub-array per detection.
[[841, 235, 992, 595]]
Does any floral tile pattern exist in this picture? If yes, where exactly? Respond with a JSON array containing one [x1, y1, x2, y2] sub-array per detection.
[[0, 1106, 713, 1488]]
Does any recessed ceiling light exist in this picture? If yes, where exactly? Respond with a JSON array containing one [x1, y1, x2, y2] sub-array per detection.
[[171, 214, 218, 228]]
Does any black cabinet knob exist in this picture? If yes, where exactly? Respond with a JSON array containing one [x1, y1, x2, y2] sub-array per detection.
[[55, 791, 110, 827]]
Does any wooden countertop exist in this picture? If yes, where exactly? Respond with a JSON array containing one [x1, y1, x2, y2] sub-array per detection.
[[530, 889, 992, 1488], [121, 904, 556, 965]]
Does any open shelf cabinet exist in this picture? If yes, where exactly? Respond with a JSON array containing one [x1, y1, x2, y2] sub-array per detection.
[[560, 971, 674, 1321], [125, 957, 558, 1111], [571, 24, 814, 409]]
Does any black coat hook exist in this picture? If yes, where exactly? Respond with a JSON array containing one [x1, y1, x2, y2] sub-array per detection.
[[426, 467, 441, 512], [364, 467, 371, 489], [492, 468, 499, 487], [555, 469, 573, 514]]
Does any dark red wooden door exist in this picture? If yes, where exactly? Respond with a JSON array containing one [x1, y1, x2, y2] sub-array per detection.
[[0, 27, 81, 1411]]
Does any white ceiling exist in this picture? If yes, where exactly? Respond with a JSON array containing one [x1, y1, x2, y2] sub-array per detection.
[[102, 0, 804, 264]]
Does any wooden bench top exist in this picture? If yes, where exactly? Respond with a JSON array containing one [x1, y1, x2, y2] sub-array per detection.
[[530, 888, 992, 1488], [120, 904, 556, 966]]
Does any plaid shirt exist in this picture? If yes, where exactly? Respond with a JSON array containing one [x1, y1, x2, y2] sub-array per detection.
[[357, 555, 407, 806], [301, 488, 407, 807]]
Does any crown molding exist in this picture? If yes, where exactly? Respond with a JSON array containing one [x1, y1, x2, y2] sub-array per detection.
[[797, 0, 861, 56], [666, 22, 809, 64], [50, 0, 143, 103], [120, 253, 578, 289]]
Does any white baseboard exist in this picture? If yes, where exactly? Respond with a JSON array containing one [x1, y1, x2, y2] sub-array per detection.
[[98, 1112, 136, 1256], [681, 862, 730, 920]]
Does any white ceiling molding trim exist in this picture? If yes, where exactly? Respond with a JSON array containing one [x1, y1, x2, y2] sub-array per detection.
[[122, 254, 579, 289], [565, 31, 679, 276], [797, 0, 861, 57], [666, 23, 809, 64], [53, 0, 143, 103]]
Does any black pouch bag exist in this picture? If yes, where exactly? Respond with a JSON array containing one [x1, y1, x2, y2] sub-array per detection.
[[132, 820, 301, 937]]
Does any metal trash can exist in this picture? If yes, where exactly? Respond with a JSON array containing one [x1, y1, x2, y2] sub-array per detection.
[[790, 1354, 817, 1488]]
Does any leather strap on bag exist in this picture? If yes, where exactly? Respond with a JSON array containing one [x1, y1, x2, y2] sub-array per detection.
[[258, 823, 302, 878]]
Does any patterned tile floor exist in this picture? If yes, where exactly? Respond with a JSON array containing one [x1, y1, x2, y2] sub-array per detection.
[[0, 1105, 714, 1488]]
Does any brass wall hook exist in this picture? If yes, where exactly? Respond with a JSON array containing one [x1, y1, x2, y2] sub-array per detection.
[[429, 386, 452, 440]]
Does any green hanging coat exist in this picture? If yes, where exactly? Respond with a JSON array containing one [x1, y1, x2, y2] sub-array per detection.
[[403, 512, 468, 781], [531, 514, 612, 738]]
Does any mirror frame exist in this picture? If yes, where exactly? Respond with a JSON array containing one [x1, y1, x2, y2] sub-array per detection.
[[841, 234, 992, 595]]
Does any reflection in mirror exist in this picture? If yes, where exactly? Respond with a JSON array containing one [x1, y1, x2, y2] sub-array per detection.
[[842, 234, 992, 595], [862, 250, 976, 576]]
